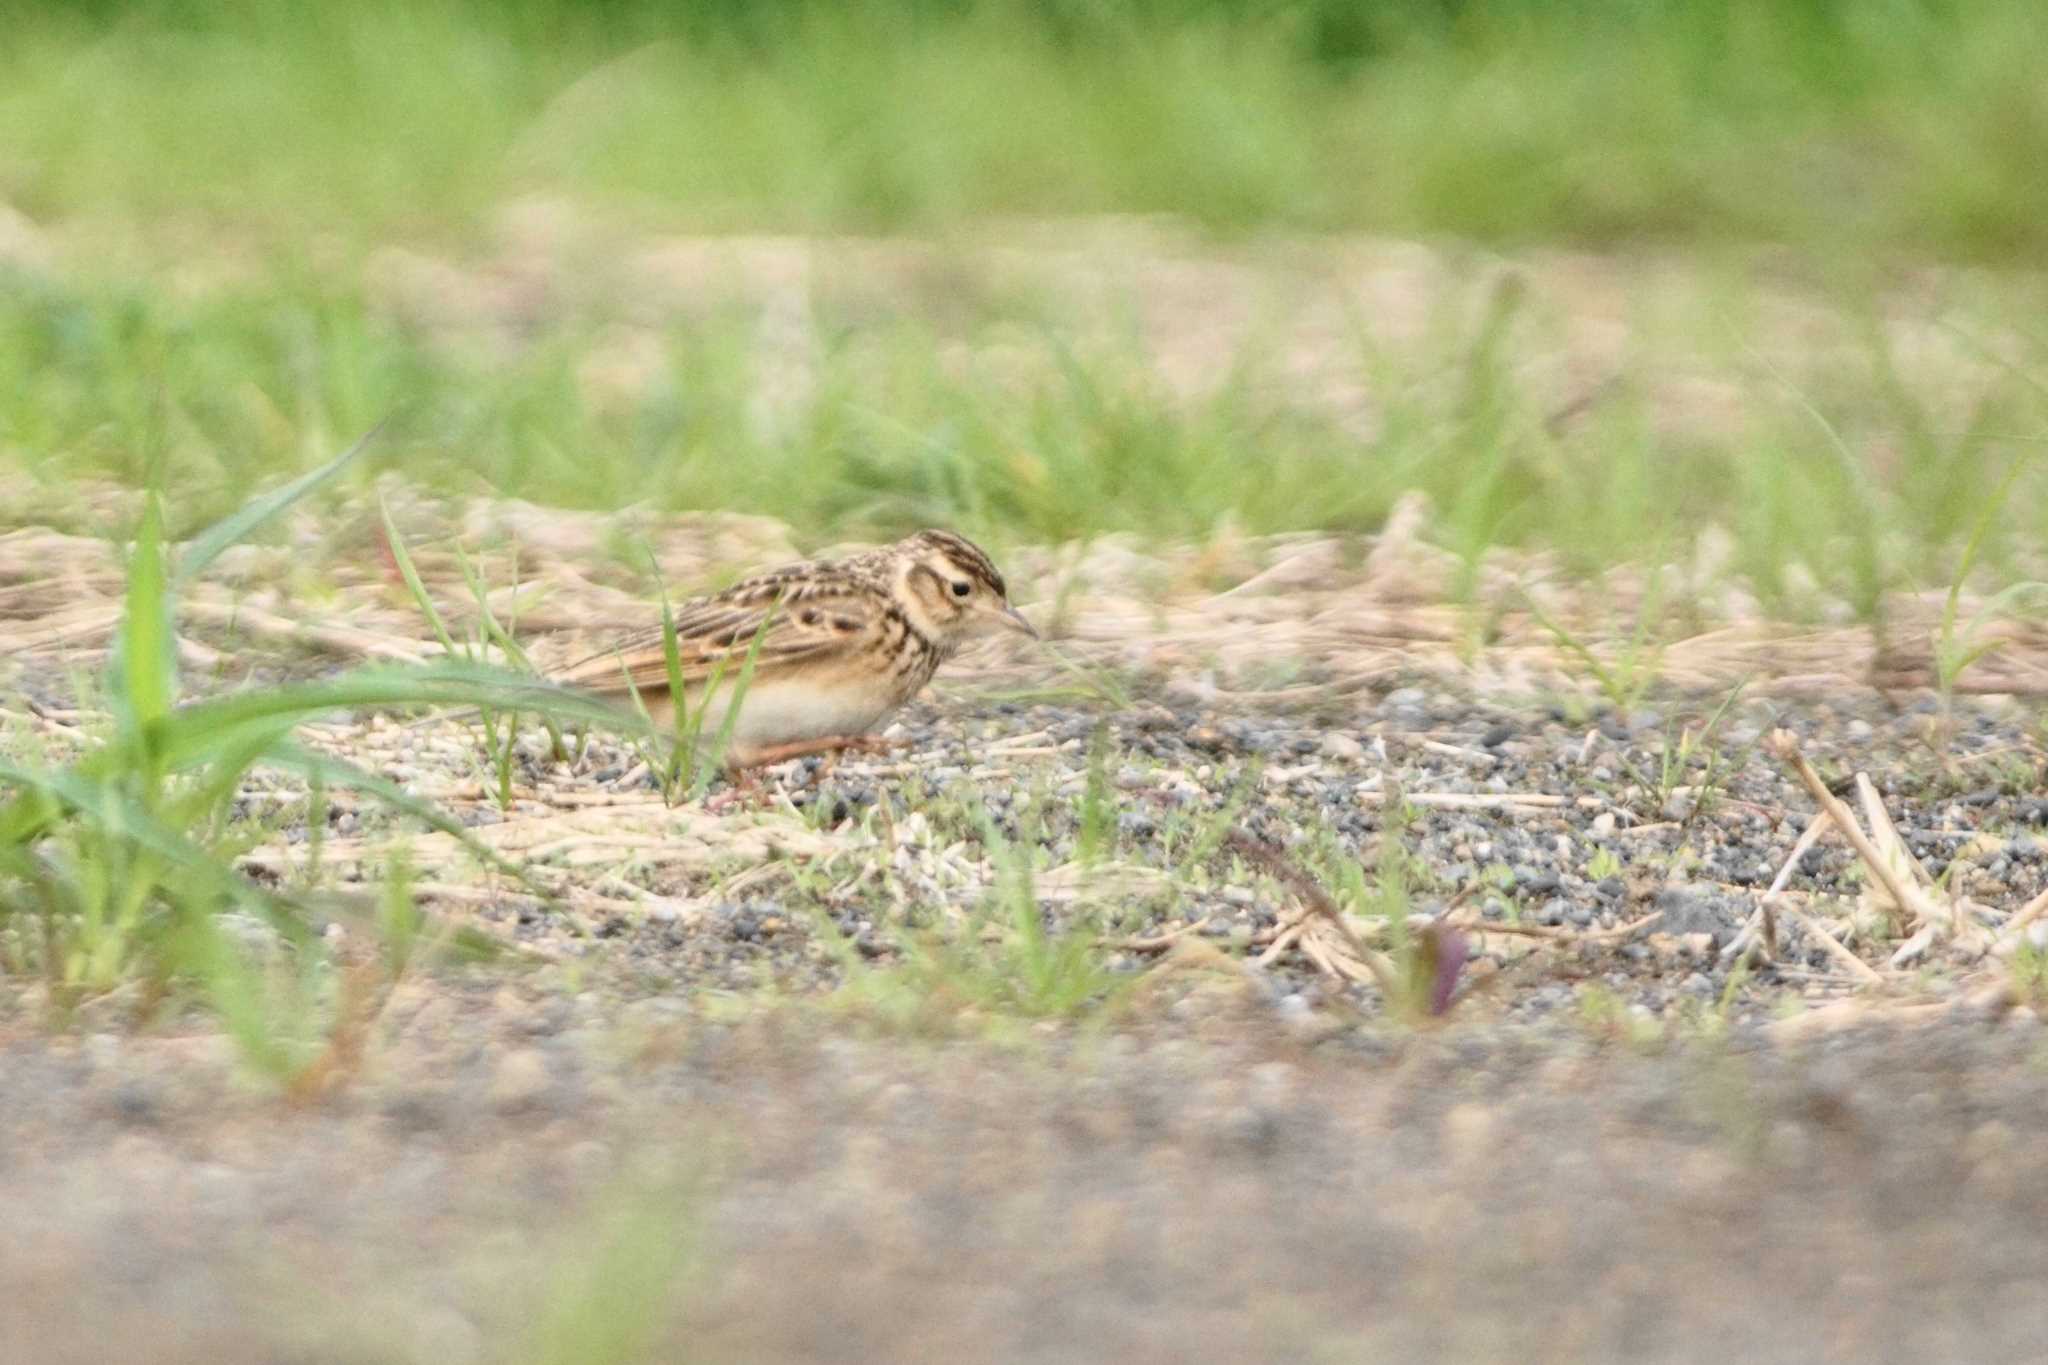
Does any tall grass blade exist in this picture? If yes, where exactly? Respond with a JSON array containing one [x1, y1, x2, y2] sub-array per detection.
[[266, 743, 554, 897], [175, 420, 387, 585], [454, 544, 555, 684], [646, 558, 691, 796], [111, 494, 176, 743], [1941, 457, 2028, 650], [129, 665, 647, 773], [377, 853, 424, 977], [0, 761, 275, 915], [692, 600, 779, 799], [378, 492, 459, 657], [177, 912, 299, 1080]]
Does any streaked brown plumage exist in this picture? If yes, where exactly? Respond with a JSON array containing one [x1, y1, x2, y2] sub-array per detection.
[[549, 530, 1034, 768]]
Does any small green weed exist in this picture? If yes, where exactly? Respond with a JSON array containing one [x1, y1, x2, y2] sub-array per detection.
[[518, 1163, 710, 1365], [1076, 725, 1116, 867], [818, 797, 1129, 1036], [2009, 942, 2048, 1009], [619, 561, 776, 805], [1525, 572, 1667, 714], [1576, 984, 1664, 1049], [0, 428, 644, 1077], [1934, 458, 2048, 721], [381, 497, 573, 807], [1600, 679, 1754, 832]]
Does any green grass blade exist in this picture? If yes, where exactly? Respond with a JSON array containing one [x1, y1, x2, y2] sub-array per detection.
[[457, 544, 565, 760], [694, 598, 779, 797], [1077, 725, 1114, 866], [1036, 642, 1133, 710], [165, 717, 298, 832], [0, 761, 273, 916], [1944, 456, 2029, 642], [377, 853, 421, 977], [263, 742, 554, 899], [378, 491, 459, 657], [456, 544, 544, 673], [1523, 591, 1630, 706], [175, 419, 388, 586], [655, 587, 690, 793], [640, 546, 713, 794], [127, 664, 651, 775], [657, 594, 688, 737], [607, 651, 669, 791], [111, 493, 176, 742]]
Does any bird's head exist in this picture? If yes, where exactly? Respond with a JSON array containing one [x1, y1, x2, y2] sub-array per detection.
[[890, 529, 1036, 647]]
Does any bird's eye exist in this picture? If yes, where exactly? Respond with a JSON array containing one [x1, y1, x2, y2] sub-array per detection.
[[951, 581, 971, 598]]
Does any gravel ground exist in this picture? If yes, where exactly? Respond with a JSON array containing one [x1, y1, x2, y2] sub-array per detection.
[[328, 682, 2048, 1021], [7, 676, 2048, 1362]]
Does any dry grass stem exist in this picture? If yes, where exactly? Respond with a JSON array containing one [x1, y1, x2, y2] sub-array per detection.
[[1252, 920, 1309, 966], [1992, 885, 2048, 957], [1110, 917, 1215, 953], [1766, 730, 1946, 935], [1724, 809, 1832, 964], [1223, 829, 1399, 994], [1354, 791, 1604, 812], [1778, 905, 1888, 988], [1455, 911, 1663, 945], [11, 483, 2048, 711]]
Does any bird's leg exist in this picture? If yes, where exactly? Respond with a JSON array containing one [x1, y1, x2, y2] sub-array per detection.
[[703, 763, 768, 814], [705, 736, 907, 811], [808, 733, 910, 783], [738, 734, 909, 770]]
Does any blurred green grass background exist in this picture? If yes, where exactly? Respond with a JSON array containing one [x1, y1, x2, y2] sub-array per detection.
[[3, 0, 2047, 615], [8, 0, 2046, 252]]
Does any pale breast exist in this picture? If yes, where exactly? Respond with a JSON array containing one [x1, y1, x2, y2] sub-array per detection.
[[667, 671, 906, 765]]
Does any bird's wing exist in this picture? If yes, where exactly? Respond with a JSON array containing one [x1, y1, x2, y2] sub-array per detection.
[[549, 564, 889, 698]]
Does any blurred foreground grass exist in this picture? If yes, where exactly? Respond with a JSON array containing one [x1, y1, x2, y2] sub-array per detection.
[[3, 0, 2048, 616]]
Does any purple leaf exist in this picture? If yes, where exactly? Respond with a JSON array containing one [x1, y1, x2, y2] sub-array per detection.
[[1427, 925, 1469, 1016]]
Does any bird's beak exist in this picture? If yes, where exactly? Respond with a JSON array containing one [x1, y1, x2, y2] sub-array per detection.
[[997, 604, 1040, 639]]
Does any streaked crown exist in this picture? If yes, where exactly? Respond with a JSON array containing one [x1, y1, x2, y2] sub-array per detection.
[[899, 529, 1007, 599]]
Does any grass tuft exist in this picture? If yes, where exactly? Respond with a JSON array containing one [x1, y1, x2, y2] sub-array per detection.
[[0, 429, 651, 1076], [818, 793, 1130, 1037]]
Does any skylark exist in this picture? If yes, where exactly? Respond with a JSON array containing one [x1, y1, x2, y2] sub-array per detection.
[[549, 530, 1036, 769]]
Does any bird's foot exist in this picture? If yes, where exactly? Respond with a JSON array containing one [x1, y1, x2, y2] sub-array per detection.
[[703, 765, 768, 814], [740, 734, 908, 770], [707, 735, 907, 809]]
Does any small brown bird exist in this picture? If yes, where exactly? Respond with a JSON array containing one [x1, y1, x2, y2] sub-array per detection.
[[550, 530, 1036, 769]]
